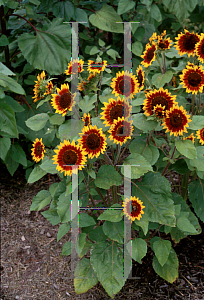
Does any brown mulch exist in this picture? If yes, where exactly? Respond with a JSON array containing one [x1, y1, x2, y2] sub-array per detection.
[[1, 162, 204, 300]]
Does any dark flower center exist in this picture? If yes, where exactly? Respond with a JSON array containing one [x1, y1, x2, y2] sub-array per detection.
[[91, 62, 102, 70], [170, 113, 183, 127], [84, 118, 90, 126], [86, 133, 101, 150], [62, 149, 78, 165], [110, 104, 124, 121], [183, 34, 199, 51], [151, 96, 169, 111], [187, 72, 202, 87], [131, 201, 141, 217], [36, 144, 43, 155], [59, 92, 72, 109], [159, 41, 167, 49], [118, 78, 131, 96], [117, 125, 124, 135], [146, 48, 155, 62], [137, 72, 143, 87], [201, 42, 204, 55]]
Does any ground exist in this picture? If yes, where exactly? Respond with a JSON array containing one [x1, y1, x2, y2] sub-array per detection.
[[1, 162, 204, 300]]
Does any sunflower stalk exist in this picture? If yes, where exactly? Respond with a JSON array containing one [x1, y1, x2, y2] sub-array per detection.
[[117, 138, 132, 165], [104, 151, 114, 166], [96, 71, 103, 116], [81, 170, 96, 207], [161, 145, 176, 176], [96, 186, 108, 207], [114, 144, 121, 166], [191, 93, 195, 115], [181, 170, 191, 201], [111, 145, 115, 164], [199, 92, 202, 114]]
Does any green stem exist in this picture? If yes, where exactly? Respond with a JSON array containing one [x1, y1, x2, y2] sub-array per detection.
[[81, 170, 96, 207], [11, 14, 38, 31], [96, 187, 108, 207], [156, 56, 163, 74], [96, 71, 103, 116], [111, 145, 115, 164], [104, 151, 114, 166], [114, 144, 121, 166], [181, 170, 190, 201], [117, 138, 132, 165], [111, 186, 115, 204], [161, 145, 176, 176]]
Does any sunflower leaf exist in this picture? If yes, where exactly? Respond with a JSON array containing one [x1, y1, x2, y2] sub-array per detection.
[[30, 190, 52, 211], [0, 102, 18, 138], [26, 113, 49, 131], [103, 220, 124, 244], [0, 137, 11, 161], [175, 140, 197, 159], [151, 238, 172, 266], [189, 146, 204, 172], [98, 206, 123, 222], [188, 115, 204, 130], [162, 0, 198, 23], [95, 165, 122, 189], [28, 165, 47, 184], [127, 238, 147, 264], [188, 179, 204, 222]]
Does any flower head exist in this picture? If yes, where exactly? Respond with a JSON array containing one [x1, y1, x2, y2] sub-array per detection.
[[122, 196, 145, 222], [183, 133, 195, 143], [196, 127, 204, 145], [32, 71, 46, 103], [174, 29, 200, 57], [44, 81, 54, 95], [31, 138, 45, 163], [53, 140, 87, 176], [195, 33, 204, 63], [179, 62, 204, 94], [87, 60, 107, 75], [141, 42, 157, 67], [51, 83, 76, 116], [108, 117, 133, 146], [153, 104, 166, 119], [82, 112, 91, 127], [136, 65, 145, 92], [161, 104, 192, 137], [65, 59, 84, 75], [77, 125, 107, 159]]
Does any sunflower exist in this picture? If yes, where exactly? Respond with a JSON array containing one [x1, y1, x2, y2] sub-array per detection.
[[141, 42, 157, 68], [77, 125, 107, 159], [148, 32, 158, 44], [108, 117, 133, 146], [31, 138, 45, 163], [161, 104, 192, 137], [82, 112, 91, 127], [64, 59, 84, 75], [53, 140, 87, 176], [44, 81, 54, 95], [143, 88, 177, 117], [157, 36, 172, 50], [179, 62, 204, 94], [136, 65, 145, 92], [196, 33, 204, 63], [87, 60, 107, 75], [174, 29, 200, 57], [110, 70, 138, 100], [183, 133, 195, 143], [32, 71, 46, 103], [78, 74, 95, 92], [51, 83, 76, 116], [196, 127, 204, 145], [100, 96, 132, 127], [153, 104, 165, 119], [122, 196, 145, 222]]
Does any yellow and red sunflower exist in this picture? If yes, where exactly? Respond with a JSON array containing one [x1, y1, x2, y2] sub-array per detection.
[[157, 36, 172, 50], [77, 125, 107, 159], [31, 138, 45, 163], [141, 42, 157, 68], [161, 104, 192, 137], [82, 112, 91, 127], [148, 32, 158, 44], [183, 133, 195, 143], [53, 140, 87, 176], [108, 117, 133, 146], [44, 81, 54, 96], [179, 62, 204, 94], [196, 127, 204, 145], [51, 83, 76, 116], [78, 74, 95, 92], [87, 60, 107, 75], [153, 104, 166, 119], [196, 33, 204, 63], [174, 29, 200, 57], [100, 96, 132, 127], [32, 71, 46, 103], [122, 196, 145, 222], [143, 87, 177, 117], [110, 70, 138, 100], [136, 65, 145, 92], [65, 59, 84, 75]]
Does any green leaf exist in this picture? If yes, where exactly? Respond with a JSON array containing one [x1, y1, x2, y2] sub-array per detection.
[[25, 3, 34, 15], [150, 4, 162, 22], [5, 96, 25, 112], [27, 165, 47, 183], [59, 119, 84, 141], [129, 140, 159, 166], [79, 213, 96, 227], [132, 41, 143, 56], [153, 248, 178, 283], [4, 0, 18, 9], [26, 113, 49, 131], [74, 258, 98, 294], [121, 153, 153, 179], [132, 113, 158, 132], [175, 140, 197, 159], [0, 137, 11, 160], [18, 19, 71, 74], [188, 115, 204, 130], [75, 8, 89, 25], [57, 223, 70, 242], [99, 38, 105, 47], [152, 71, 173, 88], [4, 153, 19, 176], [49, 114, 65, 125], [177, 214, 198, 234], [10, 143, 27, 167], [57, 192, 72, 223], [41, 209, 61, 225], [127, 238, 147, 264], [75, 233, 87, 256], [29, 0, 40, 5], [98, 206, 123, 222], [151, 238, 171, 267], [117, 0, 135, 15], [189, 180, 204, 222], [103, 220, 124, 244], [40, 156, 58, 174], [107, 49, 120, 60], [87, 169, 96, 179], [78, 95, 97, 113], [0, 73, 25, 95], [89, 226, 108, 242], [134, 213, 149, 235], [62, 241, 72, 256], [89, 4, 123, 33], [95, 165, 122, 189], [89, 46, 100, 55], [0, 35, 9, 46], [30, 190, 52, 211], [90, 241, 130, 298], [0, 102, 18, 138], [134, 172, 176, 226], [162, 0, 198, 22], [189, 147, 204, 172], [52, 1, 75, 21]]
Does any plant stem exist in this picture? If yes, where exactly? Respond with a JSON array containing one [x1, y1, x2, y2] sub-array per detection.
[[199, 92, 202, 115], [114, 144, 121, 166], [96, 187, 108, 207], [161, 145, 176, 176], [81, 170, 96, 207], [117, 138, 132, 164], [111, 186, 115, 204], [111, 145, 115, 164], [181, 170, 190, 201], [104, 151, 114, 166], [11, 14, 38, 31], [72, 104, 81, 120], [156, 56, 163, 74], [0, 6, 11, 69], [191, 94, 195, 115], [96, 71, 103, 116]]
